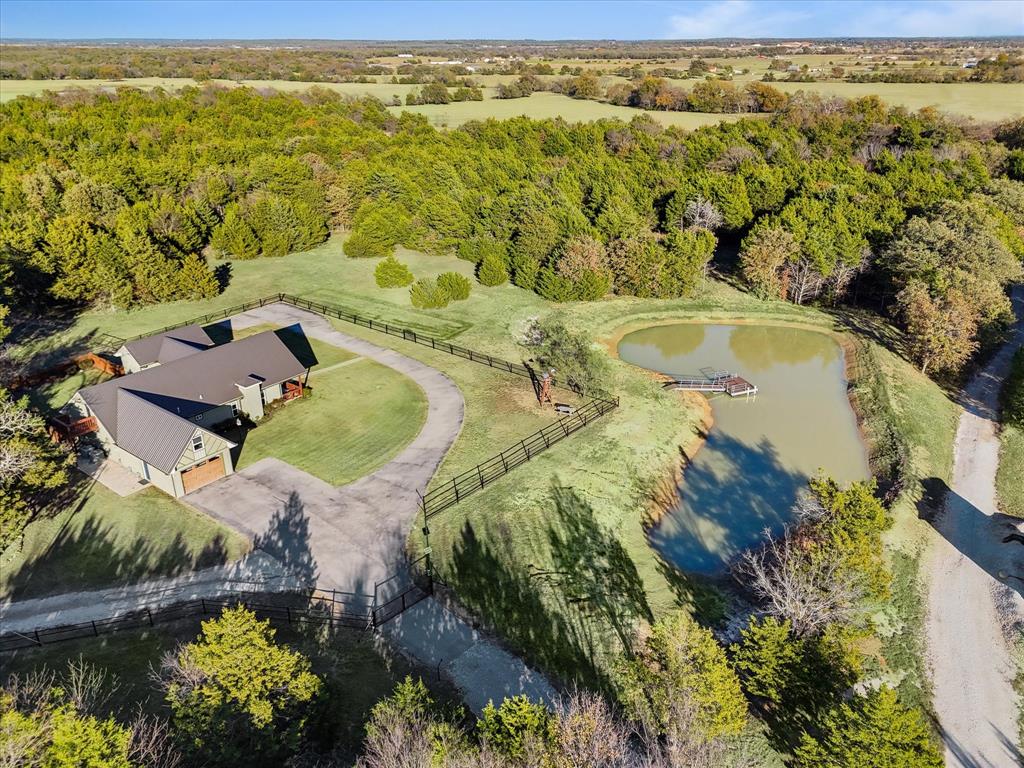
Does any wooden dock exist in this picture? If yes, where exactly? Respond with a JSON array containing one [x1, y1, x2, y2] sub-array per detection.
[[667, 369, 758, 397]]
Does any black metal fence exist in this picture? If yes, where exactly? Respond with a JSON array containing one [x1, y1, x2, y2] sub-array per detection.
[[420, 395, 619, 519]]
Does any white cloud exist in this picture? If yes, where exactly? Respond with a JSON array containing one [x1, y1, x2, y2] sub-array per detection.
[[667, 0, 811, 39], [664, 0, 1024, 39]]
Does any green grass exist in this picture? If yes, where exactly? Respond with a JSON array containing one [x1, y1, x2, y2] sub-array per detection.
[[21, 363, 110, 412], [235, 357, 428, 486], [1, 483, 250, 601], [997, 348, 1024, 518], [997, 423, 1024, 518], [390, 91, 758, 129]]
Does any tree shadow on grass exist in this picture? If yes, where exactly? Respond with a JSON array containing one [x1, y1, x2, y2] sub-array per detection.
[[5, 512, 231, 602], [543, 484, 652, 654], [448, 518, 612, 692]]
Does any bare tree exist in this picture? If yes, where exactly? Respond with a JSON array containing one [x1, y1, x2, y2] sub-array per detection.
[[126, 712, 184, 768], [682, 197, 723, 233], [64, 657, 118, 716], [554, 689, 633, 768], [356, 709, 434, 768], [738, 526, 866, 638], [635, 696, 726, 768]]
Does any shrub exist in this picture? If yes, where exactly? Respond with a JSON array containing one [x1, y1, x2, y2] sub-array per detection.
[[374, 256, 414, 288], [477, 254, 509, 286], [410, 277, 450, 309], [437, 271, 471, 301], [343, 230, 391, 259]]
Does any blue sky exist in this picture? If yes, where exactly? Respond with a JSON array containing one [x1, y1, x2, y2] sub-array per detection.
[[1, 1, 1022, 40]]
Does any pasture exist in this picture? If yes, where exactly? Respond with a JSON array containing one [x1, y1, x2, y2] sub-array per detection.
[[3, 71, 1021, 122]]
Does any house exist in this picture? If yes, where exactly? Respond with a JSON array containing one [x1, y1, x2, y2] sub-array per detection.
[[115, 325, 215, 373], [63, 330, 309, 497]]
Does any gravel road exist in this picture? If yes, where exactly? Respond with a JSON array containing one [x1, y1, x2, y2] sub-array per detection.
[[926, 286, 1024, 767]]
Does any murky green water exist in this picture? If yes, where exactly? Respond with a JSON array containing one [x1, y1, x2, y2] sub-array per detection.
[[618, 324, 869, 574]]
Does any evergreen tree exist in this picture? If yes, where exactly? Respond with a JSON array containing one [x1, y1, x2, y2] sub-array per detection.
[[437, 271, 471, 301], [176, 253, 220, 299], [409, 277, 450, 309], [794, 687, 942, 768], [162, 606, 322, 767], [477, 254, 509, 286]]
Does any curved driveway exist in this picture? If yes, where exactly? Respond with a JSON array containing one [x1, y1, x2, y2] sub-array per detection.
[[186, 303, 557, 712], [187, 302, 465, 596]]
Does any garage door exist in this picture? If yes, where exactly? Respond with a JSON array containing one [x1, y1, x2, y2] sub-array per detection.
[[181, 456, 225, 494]]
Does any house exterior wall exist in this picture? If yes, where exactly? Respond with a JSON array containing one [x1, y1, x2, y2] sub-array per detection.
[[237, 382, 264, 420], [175, 428, 234, 471], [263, 382, 284, 403]]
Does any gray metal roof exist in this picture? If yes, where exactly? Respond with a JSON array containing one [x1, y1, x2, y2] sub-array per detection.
[[114, 390, 232, 474], [120, 324, 213, 367], [80, 330, 306, 471]]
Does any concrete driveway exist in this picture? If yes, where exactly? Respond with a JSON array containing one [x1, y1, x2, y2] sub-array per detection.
[[185, 304, 560, 712], [186, 301, 467, 600]]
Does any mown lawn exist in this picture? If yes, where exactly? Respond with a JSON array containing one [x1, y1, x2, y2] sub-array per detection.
[[997, 348, 1024, 519], [21, 363, 110, 413], [235, 357, 428, 486], [1, 483, 250, 601]]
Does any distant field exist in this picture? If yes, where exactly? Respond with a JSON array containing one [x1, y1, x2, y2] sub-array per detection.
[[3, 74, 1020, 122], [389, 91, 755, 128]]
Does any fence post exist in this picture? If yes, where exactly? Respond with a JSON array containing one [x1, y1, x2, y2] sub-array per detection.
[[201, 599, 207, 614], [34, 630, 41, 646], [147, 607, 153, 627], [477, 465, 484, 489], [91, 620, 98, 637], [287, 606, 292, 625]]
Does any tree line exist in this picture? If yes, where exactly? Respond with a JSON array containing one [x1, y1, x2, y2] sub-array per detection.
[[2, 85, 1022, 379]]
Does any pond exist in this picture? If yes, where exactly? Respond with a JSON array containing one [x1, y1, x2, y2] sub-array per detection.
[[618, 323, 870, 574]]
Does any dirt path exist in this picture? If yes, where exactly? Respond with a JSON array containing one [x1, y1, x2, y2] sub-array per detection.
[[926, 286, 1024, 767]]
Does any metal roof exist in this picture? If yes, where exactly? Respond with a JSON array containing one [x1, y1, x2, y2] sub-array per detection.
[[120, 325, 213, 367], [80, 330, 306, 471], [114, 390, 233, 474]]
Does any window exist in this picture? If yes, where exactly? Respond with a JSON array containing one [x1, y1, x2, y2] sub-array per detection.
[[192, 433, 205, 458], [230, 403, 239, 418]]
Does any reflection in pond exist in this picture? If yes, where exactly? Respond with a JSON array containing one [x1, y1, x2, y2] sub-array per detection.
[[619, 324, 869, 574]]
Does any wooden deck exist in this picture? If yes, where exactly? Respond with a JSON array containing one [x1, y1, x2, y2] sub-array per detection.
[[667, 371, 758, 397]]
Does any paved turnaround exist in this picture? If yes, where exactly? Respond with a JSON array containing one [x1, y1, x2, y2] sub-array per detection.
[[187, 303, 557, 712], [926, 286, 1024, 768]]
